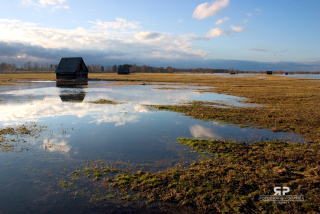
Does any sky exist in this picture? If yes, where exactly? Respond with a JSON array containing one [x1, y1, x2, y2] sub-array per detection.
[[0, 0, 319, 71]]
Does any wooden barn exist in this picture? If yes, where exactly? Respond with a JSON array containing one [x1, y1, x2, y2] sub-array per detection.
[[55, 57, 88, 79], [266, 71, 273, 75]]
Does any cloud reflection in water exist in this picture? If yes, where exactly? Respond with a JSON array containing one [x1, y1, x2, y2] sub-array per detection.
[[189, 124, 222, 139]]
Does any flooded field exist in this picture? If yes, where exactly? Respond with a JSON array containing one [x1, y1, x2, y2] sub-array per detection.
[[0, 80, 307, 213]]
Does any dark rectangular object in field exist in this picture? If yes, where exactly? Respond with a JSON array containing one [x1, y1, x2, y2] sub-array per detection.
[[266, 71, 273, 75], [118, 67, 130, 75], [55, 57, 88, 79]]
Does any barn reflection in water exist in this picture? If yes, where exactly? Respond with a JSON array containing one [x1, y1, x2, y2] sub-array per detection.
[[56, 80, 88, 102]]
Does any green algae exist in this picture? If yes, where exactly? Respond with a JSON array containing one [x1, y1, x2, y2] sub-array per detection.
[[0, 122, 47, 152], [106, 193, 116, 199], [59, 180, 67, 187]]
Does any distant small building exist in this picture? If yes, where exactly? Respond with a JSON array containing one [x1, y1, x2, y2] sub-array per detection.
[[284, 72, 289, 75], [55, 57, 88, 79], [118, 64, 132, 75], [118, 67, 130, 75], [229, 68, 235, 75], [266, 71, 273, 75]]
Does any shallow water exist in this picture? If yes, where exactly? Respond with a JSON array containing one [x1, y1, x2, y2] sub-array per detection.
[[0, 81, 305, 213]]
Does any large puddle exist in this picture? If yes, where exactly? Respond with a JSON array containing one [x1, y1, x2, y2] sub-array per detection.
[[0, 81, 305, 213]]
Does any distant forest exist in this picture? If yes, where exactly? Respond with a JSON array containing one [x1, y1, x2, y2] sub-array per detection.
[[0, 61, 319, 74]]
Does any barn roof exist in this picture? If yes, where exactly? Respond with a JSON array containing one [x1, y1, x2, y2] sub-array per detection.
[[55, 57, 83, 73]]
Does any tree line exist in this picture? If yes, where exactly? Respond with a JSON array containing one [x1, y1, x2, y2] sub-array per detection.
[[0, 61, 57, 73], [0, 61, 319, 74]]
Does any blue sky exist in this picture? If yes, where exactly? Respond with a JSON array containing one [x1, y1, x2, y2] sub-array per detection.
[[0, 0, 319, 71]]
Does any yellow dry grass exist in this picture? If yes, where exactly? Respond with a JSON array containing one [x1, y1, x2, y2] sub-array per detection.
[[0, 73, 56, 85]]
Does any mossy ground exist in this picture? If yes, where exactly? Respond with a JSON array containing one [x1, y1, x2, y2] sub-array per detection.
[[86, 99, 123, 104], [108, 138, 320, 213]]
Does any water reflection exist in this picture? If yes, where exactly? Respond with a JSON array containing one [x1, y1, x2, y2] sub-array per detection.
[[133, 105, 153, 113], [42, 138, 72, 154], [89, 113, 139, 126], [57, 81, 87, 103], [190, 124, 222, 139], [0, 81, 307, 213], [0, 81, 258, 107]]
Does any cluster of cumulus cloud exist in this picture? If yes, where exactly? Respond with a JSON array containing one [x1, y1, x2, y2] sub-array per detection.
[[0, 0, 244, 63], [0, 0, 318, 71]]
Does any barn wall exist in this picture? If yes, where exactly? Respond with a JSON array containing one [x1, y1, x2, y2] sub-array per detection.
[[56, 73, 76, 79], [79, 60, 89, 72]]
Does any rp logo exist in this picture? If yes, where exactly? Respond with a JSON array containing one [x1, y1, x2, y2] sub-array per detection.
[[274, 187, 290, 195]]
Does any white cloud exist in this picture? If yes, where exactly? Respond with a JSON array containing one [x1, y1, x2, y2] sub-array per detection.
[[135, 31, 161, 40], [22, 0, 33, 5], [230, 25, 246, 32], [179, 33, 209, 41], [181, 28, 233, 41], [215, 17, 230, 25], [178, 20, 184, 23], [22, 0, 69, 10], [206, 28, 230, 37], [38, 0, 65, 6], [246, 13, 252, 17], [243, 19, 249, 23], [193, 0, 230, 20], [89, 18, 140, 29], [0, 19, 209, 60], [0, 19, 36, 27]]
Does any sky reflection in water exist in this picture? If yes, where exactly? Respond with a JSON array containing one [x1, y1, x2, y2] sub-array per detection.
[[0, 81, 305, 159], [0, 81, 305, 213]]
